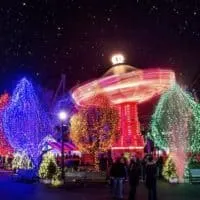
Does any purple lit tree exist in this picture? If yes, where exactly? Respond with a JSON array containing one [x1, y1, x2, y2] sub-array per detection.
[[3, 78, 52, 167]]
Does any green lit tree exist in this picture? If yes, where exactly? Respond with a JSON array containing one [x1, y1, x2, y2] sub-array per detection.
[[150, 84, 200, 152], [150, 84, 196, 150], [149, 84, 200, 182], [189, 105, 200, 153]]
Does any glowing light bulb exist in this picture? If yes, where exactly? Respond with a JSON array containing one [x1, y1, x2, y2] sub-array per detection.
[[111, 54, 125, 65], [58, 111, 68, 121]]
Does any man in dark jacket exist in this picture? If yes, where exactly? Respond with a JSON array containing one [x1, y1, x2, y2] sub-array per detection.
[[146, 155, 157, 200], [128, 155, 140, 200], [157, 156, 164, 179], [110, 157, 126, 199]]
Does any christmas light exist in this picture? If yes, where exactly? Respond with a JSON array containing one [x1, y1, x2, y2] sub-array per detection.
[[12, 152, 32, 170], [0, 94, 13, 156], [72, 67, 175, 152], [70, 95, 119, 166], [72, 68, 175, 106], [113, 102, 144, 149], [39, 151, 61, 185], [162, 156, 177, 181], [111, 146, 144, 150], [3, 78, 52, 166], [150, 84, 199, 182]]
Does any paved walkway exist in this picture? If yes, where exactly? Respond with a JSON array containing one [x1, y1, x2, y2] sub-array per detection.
[[0, 173, 200, 200]]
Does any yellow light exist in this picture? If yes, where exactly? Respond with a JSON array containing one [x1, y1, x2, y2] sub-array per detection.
[[111, 54, 125, 65]]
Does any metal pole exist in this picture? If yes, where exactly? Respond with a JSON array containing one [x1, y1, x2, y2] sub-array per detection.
[[61, 123, 65, 183]]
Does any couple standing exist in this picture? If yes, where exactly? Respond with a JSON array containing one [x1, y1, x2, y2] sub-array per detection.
[[129, 154, 157, 200], [110, 154, 157, 200]]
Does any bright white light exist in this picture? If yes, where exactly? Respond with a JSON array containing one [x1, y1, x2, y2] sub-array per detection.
[[165, 148, 170, 155], [58, 111, 68, 121], [111, 54, 125, 65]]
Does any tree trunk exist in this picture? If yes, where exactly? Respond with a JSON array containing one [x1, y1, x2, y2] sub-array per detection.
[[94, 151, 99, 171]]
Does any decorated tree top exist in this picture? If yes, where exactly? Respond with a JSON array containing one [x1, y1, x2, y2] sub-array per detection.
[[3, 78, 52, 165], [149, 84, 198, 150]]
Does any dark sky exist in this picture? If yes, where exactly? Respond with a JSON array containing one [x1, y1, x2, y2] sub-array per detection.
[[1, 0, 200, 93]]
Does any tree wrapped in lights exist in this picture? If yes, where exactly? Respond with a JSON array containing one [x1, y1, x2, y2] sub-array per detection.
[[150, 84, 198, 182], [162, 156, 177, 181], [3, 78, 52, 167], [70, 95, 119, 166], [12, 152, 32, 170], [188, 104, 200, 153], [0, 94, 13, 156], [39, 152, 61, 184]]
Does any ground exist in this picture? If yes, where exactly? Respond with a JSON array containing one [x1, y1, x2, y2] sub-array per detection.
[[0, 171, 200, 200]]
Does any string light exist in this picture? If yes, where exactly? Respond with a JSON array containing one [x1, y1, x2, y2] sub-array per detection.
[[12, 152, 32, 170], [39, 152, 60, 180], [0, 93, 13, 156], [113, 102, 144, 150], [3, 78, 52, 166], [72, 68, 175, 106], [72, 68, 175, 152], [70, 95, 119, 166], [150, 84, 199, 182], [162, 155, 177, 181]]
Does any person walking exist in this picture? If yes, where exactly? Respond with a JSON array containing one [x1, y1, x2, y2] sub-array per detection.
[[128, 155, 140, 200], [110, 157, 126, 199], [157, 156, 163, 179], [146, 155, 157, 200], [141, 154, 149, 182]]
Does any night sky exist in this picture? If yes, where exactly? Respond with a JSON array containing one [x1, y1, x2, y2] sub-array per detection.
[[1, 0, 200, 93]]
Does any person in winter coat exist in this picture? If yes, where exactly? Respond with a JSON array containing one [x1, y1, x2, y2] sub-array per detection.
[[146, 155, 157, 200], [157, 156, 164, 179], [128, 155, 140, 200], [110, 157, 126, 199]]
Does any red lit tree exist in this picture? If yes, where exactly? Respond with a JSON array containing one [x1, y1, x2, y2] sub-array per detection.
[[0, 94, 13, 156]]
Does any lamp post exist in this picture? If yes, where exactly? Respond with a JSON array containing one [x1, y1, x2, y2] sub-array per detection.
[[58, 110, 68, 183]]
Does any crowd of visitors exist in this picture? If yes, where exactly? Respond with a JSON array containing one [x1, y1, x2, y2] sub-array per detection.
[[109, 153, 163, 200]]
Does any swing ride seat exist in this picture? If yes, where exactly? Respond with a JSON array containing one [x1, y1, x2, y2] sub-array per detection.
[[189, 169, 200, 183]]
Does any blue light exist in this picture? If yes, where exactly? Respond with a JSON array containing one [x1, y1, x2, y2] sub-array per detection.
[[3, 77, 52, 166]]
